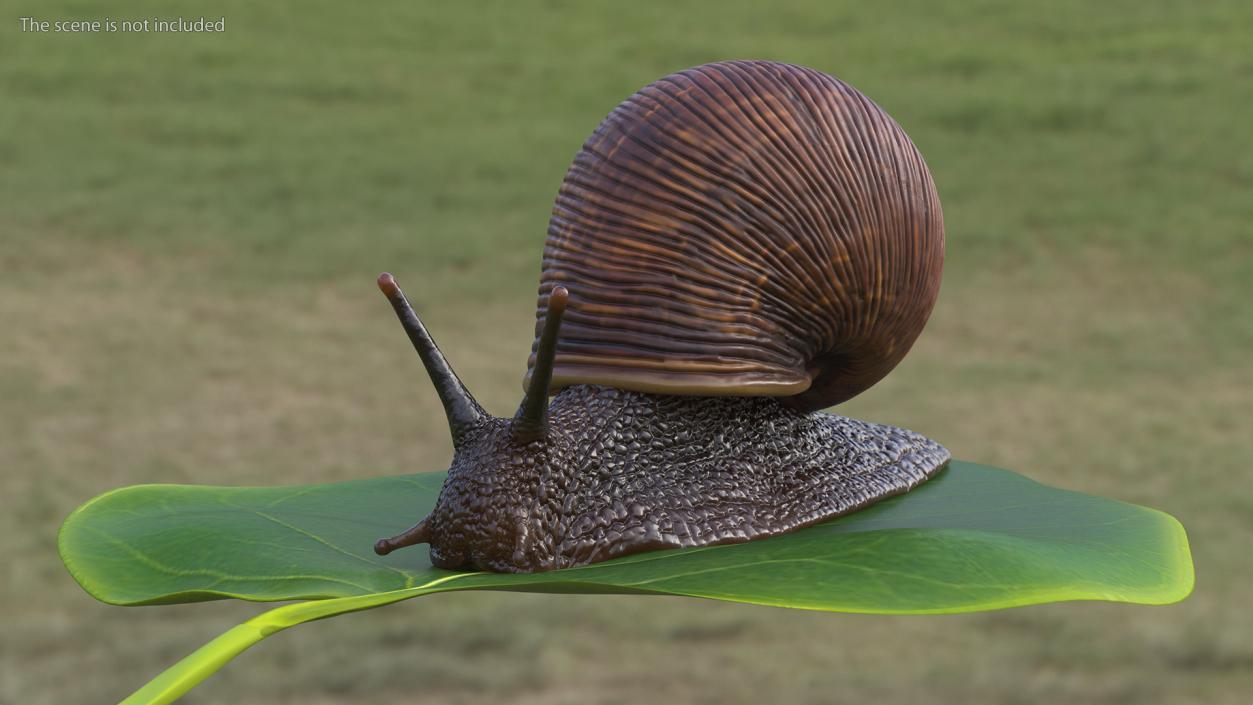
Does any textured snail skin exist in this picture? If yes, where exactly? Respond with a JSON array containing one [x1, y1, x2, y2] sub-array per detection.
[[417, 385, 948, 572], [532, 60, 944, 412]]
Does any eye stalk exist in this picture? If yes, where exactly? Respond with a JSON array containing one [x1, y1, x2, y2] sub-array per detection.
[[512, 286, 569, 442], [376, 272, 484, 445]]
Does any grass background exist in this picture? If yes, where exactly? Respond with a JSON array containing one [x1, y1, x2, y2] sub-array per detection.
[[2, 1, 1250, 703]]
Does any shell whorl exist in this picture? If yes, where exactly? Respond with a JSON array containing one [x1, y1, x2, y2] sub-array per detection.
[[529, 60, 944, 411]]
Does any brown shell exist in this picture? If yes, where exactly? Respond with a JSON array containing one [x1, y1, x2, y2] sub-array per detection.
[[528, 60, 944, 412]]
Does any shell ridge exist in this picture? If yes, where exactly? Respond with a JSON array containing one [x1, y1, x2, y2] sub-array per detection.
[[691, 64, 843, 327], [711, 63, 858, 348]]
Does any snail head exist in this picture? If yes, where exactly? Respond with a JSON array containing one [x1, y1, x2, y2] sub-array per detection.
[[370, 274, 567, 571]]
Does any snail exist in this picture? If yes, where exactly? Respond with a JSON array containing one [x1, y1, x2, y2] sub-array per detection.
[[373, 60, 948, 573]]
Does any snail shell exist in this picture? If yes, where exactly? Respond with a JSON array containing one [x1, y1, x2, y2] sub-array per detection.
[[531, 60, 944, 411]]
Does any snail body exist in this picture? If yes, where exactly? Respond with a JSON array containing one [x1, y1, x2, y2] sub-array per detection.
[[374, 61, 949, 573]]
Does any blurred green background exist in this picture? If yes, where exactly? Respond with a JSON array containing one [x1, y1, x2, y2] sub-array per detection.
[[2, 1, 1250, 703]]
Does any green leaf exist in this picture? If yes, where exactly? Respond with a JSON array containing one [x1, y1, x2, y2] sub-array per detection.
[[59, 462, 1193, 705]]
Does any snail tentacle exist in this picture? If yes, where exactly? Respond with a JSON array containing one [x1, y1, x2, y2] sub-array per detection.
[[377, 272, 484, 444], [373, 517, 431, 556], [512, 286, 569, 442]]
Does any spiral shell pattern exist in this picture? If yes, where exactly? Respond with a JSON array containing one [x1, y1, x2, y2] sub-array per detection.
[[531, 60, 944, 411]]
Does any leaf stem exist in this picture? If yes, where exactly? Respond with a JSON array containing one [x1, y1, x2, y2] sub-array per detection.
[[118, 580, 466, 705]]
